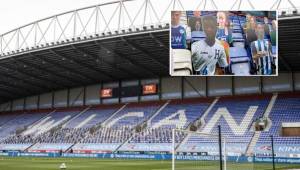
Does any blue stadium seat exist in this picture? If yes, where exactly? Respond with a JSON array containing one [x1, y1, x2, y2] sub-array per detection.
[[1, 94, 300, 156], [191, 31, 206, 42], [272, 46, 277, 54], [232, 33, 245, 47], [255, 94, 300, 157], [182, 95, 271, 155], [229, 47, 250, 75]]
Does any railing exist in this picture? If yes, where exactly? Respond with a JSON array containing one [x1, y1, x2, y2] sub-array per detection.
[[0, 0, 298, 56], [0, 0, 173, 56], [278, 7, 300, 17]]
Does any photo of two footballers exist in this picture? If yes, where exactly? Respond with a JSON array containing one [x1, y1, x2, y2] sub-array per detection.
[[170, 11, 278, 76]]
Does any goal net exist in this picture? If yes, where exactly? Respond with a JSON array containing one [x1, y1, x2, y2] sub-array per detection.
[[172, 128, 227, 170]]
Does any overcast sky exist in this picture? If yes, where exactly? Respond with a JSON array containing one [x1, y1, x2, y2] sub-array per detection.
[[0, 0, 299, 35], [0, 0, 113, 34]]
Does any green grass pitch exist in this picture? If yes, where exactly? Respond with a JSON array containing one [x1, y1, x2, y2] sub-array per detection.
[[0, 157, 300, 170]]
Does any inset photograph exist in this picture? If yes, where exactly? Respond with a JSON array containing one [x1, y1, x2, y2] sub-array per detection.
[[170, 11, 278, 76]]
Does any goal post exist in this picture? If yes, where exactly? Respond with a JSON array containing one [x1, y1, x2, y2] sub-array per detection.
[[172, 127, 227, 170]]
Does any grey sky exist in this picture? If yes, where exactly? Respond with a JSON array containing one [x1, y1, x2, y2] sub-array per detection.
[[0, 0, 112, 34], [0, 0, 299, 35]]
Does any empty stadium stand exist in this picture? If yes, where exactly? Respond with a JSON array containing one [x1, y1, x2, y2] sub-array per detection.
[[0, 94, 299, 157], [255, 93, 300, 157], [177, 95, 272, 155]]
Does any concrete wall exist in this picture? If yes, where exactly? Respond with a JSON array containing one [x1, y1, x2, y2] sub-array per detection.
[[183, 77, 206, 98], [234, 77, 261, 95], [25, 95, 38, 110], [161, 77, 181, 99], [263, 73, 293, 93], [294, 72, 300, 91], [12, 98, 24, 111], [86, 84, 101, 105], [0, 102, 11, 112], [207, 77, 232, 96], [4, 72, 300, 111], [39, 92, 53, 109], [54, 90, 68, 108], [69, 87, 84, 107]]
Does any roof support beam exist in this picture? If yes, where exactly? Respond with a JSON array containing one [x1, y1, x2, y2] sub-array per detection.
[[0, 79, 37, 94], [121, 37, 168, 71], [0, 62, 64, 89], [0, 91, 15, 100], [48, 49, 110, 82], [0, 84, 29, 97], [23, 54, 85, 85], [0, 92, 16, 99], [97, 42, 158, 77], [73, 44, 141, 79], [278, 53, 292, 72], [149, 33, 168, 50], [0, 70, 48, 91], [70, 45, 121, 80]]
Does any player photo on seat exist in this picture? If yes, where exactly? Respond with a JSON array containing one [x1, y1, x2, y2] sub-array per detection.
[[170, 11, 278, 76]]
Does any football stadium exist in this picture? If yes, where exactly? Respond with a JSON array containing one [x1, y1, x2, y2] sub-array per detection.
[[0, 0, 300, 170]]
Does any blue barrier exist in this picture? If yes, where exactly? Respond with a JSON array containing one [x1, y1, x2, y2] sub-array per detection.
[[63, 153, 172, 160], [2, 152, 300, 164], [0, 153, 8, 156], [254, 157, 300, 164], [7, 151, 60, 157], [175, 155, 219, 161]]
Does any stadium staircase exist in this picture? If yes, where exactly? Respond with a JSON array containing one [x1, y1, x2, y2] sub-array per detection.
[[62, 106, 91, 128], [80, 104, 126, 132], [197, 97, 219, 130], [245, 131, 261, 155], [79, 104, 128, 142], [245, 93, 278, 155], [0, 113, 19, 128], [146, 101, 170, 127], [24, 143, 36, 152], [113, 129, 137, 153], [75, 114, 96, 129], [263, 93, 278, 118], [102, 104, 127, 126], [258, 93, 277, 132], [44, 108, 88, 133], [25, 110, 56, 130], [65, 143, 77, 153], [0, 113, 24, 130], [21, 110, 56, 136], [22, 108, 84, 137], [113, 101, 170, 152], [176, 98, 219, 150]]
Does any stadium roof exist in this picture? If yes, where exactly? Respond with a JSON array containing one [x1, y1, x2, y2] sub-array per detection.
[[0, 0, 171, 104], [278, 16, 300, 72], [0, 0, 300, 104], [0, 29, 169, 103]]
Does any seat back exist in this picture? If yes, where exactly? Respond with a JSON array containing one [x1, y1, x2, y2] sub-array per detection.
[[171, 49, 193, 76], [232, 33, 245, 47], [229, 47, 250, 75], [191, 31, 206, 42]]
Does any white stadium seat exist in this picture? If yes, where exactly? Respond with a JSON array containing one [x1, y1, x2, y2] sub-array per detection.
[[171, 49, 193, 76]]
